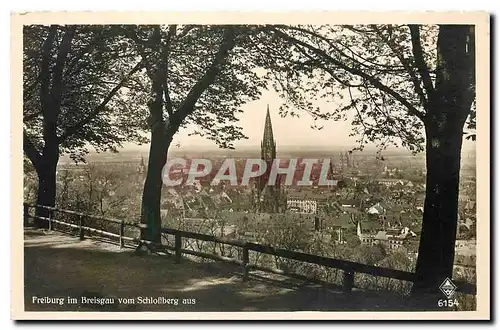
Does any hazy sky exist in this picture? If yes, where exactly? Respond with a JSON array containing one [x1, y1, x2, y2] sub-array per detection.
[[174, 89, 356, 149]]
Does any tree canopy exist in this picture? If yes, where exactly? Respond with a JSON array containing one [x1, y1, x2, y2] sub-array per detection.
[[247, 24, 475, 153], [124, 25, 268, 150], [23, 25, 148, 164]]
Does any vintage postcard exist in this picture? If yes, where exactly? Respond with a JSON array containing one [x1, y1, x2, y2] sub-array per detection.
[[11, 11, 490, 320]]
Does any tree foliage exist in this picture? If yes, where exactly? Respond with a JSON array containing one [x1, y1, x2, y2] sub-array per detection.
[[126, 25, 269, 242], [247, 24, 475, 153], [23, 25, 148, 164], [125, 25, 267, 150]]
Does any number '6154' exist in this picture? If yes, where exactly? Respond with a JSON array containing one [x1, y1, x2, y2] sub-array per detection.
[[438, 299, 459, 307]]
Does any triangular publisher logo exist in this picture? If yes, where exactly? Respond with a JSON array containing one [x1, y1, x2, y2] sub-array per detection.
[[439, 278, 457, 298]]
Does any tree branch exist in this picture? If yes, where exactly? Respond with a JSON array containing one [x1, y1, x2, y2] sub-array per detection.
[[408, 25, 435, 98], [348, 86, 370, 132], [63, 32, 108, 78], [163, 25, 177, 117], [290, 40, 366, 88], [282, 25, 406, 71], [57, 59, 145, 143], [23, 130, 42, 172], [176, 25, 196, 39], [23, 111, 42, 122], [372, 25, 428, 108], [145, 26, 167, 124], [269, 26, 426, 122], [39, 26, 58, 119], [167, 27, 236, 134], [48, 26, 76, 119]]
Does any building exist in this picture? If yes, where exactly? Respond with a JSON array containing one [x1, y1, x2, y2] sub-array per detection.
[[326, 213, 355, 243], [287, 191, 320, 214], [366, 202, 385, 215], [255, 105, 282, 213], [376, 178, 408, 187], [357, 221, 415, 250], [339, 151, 355, 169], [287, 198, 318, 214], [286, 189, 336, 214], [340, 199, 357, 208]]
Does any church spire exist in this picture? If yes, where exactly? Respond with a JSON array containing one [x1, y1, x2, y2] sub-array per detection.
[[258, 104, 279, 213], [262, 104, 275, 145]]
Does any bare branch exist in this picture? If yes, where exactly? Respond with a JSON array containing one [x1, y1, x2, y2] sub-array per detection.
[[348, 86, 369, 131]]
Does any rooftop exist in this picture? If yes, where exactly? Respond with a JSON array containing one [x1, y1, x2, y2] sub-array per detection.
[[287, 190, 333, 201]]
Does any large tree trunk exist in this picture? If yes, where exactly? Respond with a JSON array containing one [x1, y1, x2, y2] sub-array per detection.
[[34, 142, 59, 228], [140, 125, 171, 243], [412, 25, 475, 297], [26, 25, 71, 228], [137, 26, 235, 244], [412, 113, 464, 294]]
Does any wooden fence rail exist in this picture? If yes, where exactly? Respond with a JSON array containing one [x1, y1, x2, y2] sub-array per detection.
[[23, 203, 477, 295]]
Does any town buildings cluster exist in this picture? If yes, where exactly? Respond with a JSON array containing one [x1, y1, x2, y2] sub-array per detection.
[[142, 105, 476, 267]]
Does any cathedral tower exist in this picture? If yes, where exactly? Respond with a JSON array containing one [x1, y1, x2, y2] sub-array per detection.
[[257, 105, 280, 213], [261, 105, 276, 169]]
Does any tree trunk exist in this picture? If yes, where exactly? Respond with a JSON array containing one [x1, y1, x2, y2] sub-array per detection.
[[412, 115, 464, 294], [34, 143, 59, 228], [411, 25, 475, 299], [137, 26, 236, 243], [140, 125, 171, 243]]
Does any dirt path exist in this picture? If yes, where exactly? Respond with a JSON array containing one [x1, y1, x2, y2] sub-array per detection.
[[24, 229, 419, 312]]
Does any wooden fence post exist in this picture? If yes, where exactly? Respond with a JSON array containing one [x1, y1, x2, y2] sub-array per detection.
[[79, 215, 85, 240], [23, 204, 29, 226], [48, 209, 53, 231], [175, 232, 182, 263], [342, 269, 355, 293], [119, 220, 125, 248], [242, 244, 249, 282]]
